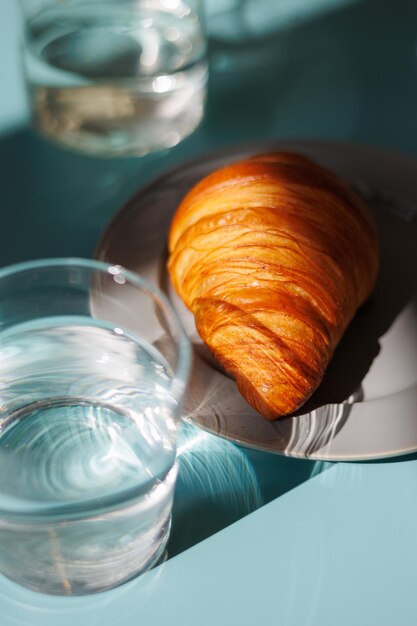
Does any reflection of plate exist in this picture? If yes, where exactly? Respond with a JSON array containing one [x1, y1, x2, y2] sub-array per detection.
[[96, 141, 417, 461]]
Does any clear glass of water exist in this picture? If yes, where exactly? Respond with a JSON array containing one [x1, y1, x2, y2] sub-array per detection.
[[19, 0, 208, 156], [0, 258, 190, 595]]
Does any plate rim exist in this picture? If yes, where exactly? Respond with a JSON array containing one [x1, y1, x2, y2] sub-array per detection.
[[96, 138, 417, 260], [95, 138, 417, 461]]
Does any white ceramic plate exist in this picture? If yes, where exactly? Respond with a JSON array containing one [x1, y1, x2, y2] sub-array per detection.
[[96, 140, 417, 461]]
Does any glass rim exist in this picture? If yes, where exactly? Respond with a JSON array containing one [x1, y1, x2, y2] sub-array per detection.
[[0, 256, 190, 382], [0, 257, 191, 522]]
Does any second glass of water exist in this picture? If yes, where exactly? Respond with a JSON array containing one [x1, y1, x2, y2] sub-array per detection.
[[0, 258, 190, 595], [20, 0, 208, 156]]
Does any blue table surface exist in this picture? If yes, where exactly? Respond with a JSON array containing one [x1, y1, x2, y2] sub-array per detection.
[[1, 0, 417, 624]]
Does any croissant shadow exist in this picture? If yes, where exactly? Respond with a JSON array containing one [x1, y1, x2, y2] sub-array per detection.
[[303, 200, 417, 410]]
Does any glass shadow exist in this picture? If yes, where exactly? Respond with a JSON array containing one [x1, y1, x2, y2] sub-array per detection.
[[168, 422, 331, 558]]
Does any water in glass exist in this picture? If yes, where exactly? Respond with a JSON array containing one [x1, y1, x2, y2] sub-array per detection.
[[23, 1, 208, 155], [0, 318, 178, 594]]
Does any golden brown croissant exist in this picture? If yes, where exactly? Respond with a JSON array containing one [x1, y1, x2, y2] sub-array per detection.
[[168, 152, 379, 419]]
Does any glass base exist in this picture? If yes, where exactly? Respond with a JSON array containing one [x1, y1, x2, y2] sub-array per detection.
[[1, 516, 173, 597]]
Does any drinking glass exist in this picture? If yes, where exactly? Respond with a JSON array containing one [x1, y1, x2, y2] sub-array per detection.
[[0, 258, 190, 595], [19, 0, 208, 156]]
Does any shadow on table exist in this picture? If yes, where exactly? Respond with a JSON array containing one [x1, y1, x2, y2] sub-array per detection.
[[0, 126, 208, 268], [168, 422, 331, 558], [0, 127, 157, 266], [169, 419, 417, 560]]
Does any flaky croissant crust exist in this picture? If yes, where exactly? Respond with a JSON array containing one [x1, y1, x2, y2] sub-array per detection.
[[168, 152, 379, 419]]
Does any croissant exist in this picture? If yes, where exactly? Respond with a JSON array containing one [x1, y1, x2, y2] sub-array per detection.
[[168, 152, 379, 419]]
